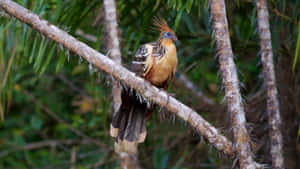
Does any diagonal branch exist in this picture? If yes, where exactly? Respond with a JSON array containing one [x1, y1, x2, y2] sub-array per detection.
[[209, 0, 257, 168], [0, 0, 235, 158], [75, 29, 219, 113], [256, 0, 284, 168], [75, 29, 217, 111]]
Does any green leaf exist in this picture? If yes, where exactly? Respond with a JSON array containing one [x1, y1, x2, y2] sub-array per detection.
[[204, 0, 208, 9], [29, 36, 38, 64], [174, 7, 185, 32], [293, 19, 300, 71], [153, 0, 161, 11], [34, 37, 48, 72], [172, 0, 177, 9], [40, 43, 56, 74], [153, 148, 169, 169], [167, 0, 176, 9], [185, 0, 193, 13], [133, 33, 143, 54], [54, 0, 63, 22], [297, 123, 300, 141], [55, 46, 67, 72], [30, 116, 43, 130], [72, 64, 87, 75], [176, 0, 182, 11], [236, 0, 240, 8]]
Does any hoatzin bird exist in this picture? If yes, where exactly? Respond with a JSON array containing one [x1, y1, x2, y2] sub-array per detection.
[[110, 18, 178, 154]]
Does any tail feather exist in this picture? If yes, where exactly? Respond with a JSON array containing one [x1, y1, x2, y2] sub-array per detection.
[[110, 89, 148, 154]]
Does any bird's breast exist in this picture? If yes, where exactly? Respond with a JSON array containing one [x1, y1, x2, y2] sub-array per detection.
[[145, 44, 177, 87]]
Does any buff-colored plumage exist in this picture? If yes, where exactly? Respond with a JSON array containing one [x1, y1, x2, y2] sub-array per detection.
[[144, 40, 177, 88], [143, 17, 178, 88]]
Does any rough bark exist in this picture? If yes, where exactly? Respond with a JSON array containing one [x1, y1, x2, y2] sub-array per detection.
[[103, 0, 121, 64], [209, 0, 257, 168], [103, 0, 122, 131], [277, 51, 299, 169], [277, 44, 299, 168], [0, 0, 235, 158], [119, 152, 141, 169], [255, 1, 284, 168], [102, 0, 140, 168]]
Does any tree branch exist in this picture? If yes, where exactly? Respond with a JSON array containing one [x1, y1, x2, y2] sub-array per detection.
[[74, 30, 218, 112], [209, 0, 257, 168], [177, 73, 215, 107], [102, 0, 140, 168], [256, 0, 284, 168], [0, 139, 93, 158], [57, 74, 95, 103], [103, 0, 122, 127], [0, 0, 235, 158]]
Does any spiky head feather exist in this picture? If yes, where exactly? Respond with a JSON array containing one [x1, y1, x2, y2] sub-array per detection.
[[153, 17, 175, 35], [153, 17, 177, 44]]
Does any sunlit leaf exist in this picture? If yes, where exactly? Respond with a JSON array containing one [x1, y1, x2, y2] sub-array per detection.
[[293, 20, 300, 71]]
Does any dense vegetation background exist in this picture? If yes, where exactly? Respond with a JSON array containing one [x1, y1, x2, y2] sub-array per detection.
[[0, 0, 299, 168]]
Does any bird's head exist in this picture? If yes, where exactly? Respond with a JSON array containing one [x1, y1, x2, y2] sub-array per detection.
[[153, 17, 178, 42]]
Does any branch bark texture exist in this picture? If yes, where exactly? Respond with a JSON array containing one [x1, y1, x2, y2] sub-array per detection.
[[103, 0, 122, 127], [0, 0, 235, 158], [119, 152, 141, 169], [103, 0, 121, 64], [102, 0, 140, 168], [210, 0, 256, 168], [256, 0, 284, 168]]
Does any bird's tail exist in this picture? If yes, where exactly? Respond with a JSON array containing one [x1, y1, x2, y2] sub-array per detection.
[[110, 89, 149, 154]]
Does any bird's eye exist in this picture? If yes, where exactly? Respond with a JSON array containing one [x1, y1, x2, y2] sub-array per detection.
[[163, 32, 173, 39]]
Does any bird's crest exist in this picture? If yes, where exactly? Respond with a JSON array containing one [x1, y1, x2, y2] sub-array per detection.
[[153, 17, 174, 34]]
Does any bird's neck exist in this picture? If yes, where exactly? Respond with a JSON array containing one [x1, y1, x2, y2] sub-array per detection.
[[158, 38, 174, 47], [158, 38, 176, 54], [155, 38, 177, 64]]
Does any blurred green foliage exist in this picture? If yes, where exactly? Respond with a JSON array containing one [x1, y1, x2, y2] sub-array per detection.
[[0, 0, 299, 169]]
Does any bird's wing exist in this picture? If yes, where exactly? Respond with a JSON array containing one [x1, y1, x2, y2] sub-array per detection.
[[131, 43, 156, 77]]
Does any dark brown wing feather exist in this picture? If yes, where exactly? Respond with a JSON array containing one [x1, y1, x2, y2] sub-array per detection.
[[110, 41, 171, 154], [131, 43, 153, 76], [110, 43, 157, 154]]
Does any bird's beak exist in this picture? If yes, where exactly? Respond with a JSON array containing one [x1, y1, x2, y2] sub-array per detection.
[[172, 35, 178, 42]]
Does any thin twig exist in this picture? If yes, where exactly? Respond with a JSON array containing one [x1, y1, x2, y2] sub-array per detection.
[[0, 0, 235, 157], [75, 30, 98, 43], [0, 38, 17, 120], [177, 73, 215, 107], [21, 88, 106, 148], [0, 139, 92, 158], [0, 39, 16, 90], [75, 29, 97, 43], [70, 146, 77, 169], [57, 74, 95, 103], [271, 8, 297, 25]]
